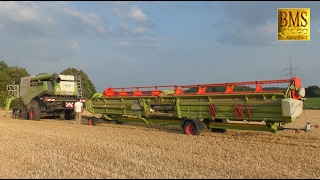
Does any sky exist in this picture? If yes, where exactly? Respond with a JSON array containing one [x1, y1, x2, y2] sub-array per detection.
[[0, 1, 319, 92]]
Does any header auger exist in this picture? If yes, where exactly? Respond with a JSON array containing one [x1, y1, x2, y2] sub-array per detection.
[[101, 77, 304, 99], [86, 76, 318, 135]]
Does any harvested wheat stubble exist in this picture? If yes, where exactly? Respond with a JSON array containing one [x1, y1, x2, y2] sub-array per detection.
[[0, 110, 319, 179]]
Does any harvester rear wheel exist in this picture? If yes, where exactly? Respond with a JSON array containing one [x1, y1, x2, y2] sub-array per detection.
[[211, 119, 227, 133], [65, 110, 75, 120], [20, 106, 28, 120], [183, 121, 200, 135], [59, 112, 66, 120], [28, 100, 41, 121]]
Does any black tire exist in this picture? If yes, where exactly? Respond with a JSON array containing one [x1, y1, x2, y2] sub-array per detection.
[[65, 110, 75, 120], [28, 100, 41, 121], [183, 121, 200, 135], [20, 106, 28, 120], [59, 112, 66, 120], [211, 119, 227, 133], [70, 112, 75, 119], [115, 120, 123, 124], [11, 108, 20, 119]]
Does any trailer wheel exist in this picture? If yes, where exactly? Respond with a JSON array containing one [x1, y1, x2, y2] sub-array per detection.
[[211, 119, 227, 133], [183, 121, 200, 135], [115, 120, 123, 124], [88, 117, 95, 126]]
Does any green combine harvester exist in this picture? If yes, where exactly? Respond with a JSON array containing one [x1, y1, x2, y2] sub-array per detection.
[[3, 73, 85, 120], [86, 77, 318, 135]]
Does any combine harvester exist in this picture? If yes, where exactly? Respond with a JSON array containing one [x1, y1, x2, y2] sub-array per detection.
[[3, 73, 85, 120], [85, 77, 318, 135]]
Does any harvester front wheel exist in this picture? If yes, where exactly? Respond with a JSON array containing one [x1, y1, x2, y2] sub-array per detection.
[[183, 121, 200, 135], [12, 108, 20, 119]]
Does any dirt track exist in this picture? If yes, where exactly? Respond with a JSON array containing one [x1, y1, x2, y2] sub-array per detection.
[[0, 109, 319, 178]]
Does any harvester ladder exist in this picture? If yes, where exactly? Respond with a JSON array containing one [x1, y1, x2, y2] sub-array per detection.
[[7, 85, 20, 98], [76, 76, 83, 98], [2, 85, 20, 117]]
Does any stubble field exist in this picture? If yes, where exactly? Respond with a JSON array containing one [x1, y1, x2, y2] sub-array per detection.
[[0, 109, 319, 179]]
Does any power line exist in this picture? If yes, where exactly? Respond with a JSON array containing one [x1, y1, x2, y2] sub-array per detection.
[[30, 2, 234, 73], [92, 1, 233, 70], [29, 2, 276, 80], [176, 2, 275, 73], [281, 60, 302, 78], [91, 2, 240, 71]]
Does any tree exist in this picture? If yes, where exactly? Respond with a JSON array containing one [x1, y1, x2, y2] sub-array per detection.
[[0, 61, 30, 108], [6, 66, 30, 85], [0, 61, 30, 84], [0, 71, 14, 107], [305, 86, 320, 97], [60, 68, 97, 99], [0, 61, 9, 72]]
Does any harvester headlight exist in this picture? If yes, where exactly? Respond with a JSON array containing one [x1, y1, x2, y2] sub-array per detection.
[[298, 87, 305, 97]]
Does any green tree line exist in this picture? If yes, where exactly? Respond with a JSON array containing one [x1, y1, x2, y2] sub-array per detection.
[[0, 61, 97, 108]]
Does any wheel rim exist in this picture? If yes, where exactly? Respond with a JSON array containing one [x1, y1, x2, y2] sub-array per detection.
[[185, 124, 194, 135], [29, 110, 34, 119]]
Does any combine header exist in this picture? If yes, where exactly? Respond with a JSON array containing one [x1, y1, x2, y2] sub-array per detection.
[[86, 77, 318, 135]]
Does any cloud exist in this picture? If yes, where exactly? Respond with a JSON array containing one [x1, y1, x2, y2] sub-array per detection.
[[129, 5, 148, 22], [0, 1, 40, 22], [213, 1, 320, 47], [110, 3, 148, 22], [0, 1, 112, 39], [65, 8, 109, 34], [71, 40, 79, 51], [133, 27, 149, 34], [116, 22, 149, 37], [112, 41, 135, 47], [0, 1, 57, 38]]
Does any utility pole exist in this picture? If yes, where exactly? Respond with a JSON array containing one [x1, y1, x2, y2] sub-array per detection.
[[281, 60, 302, 78]]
